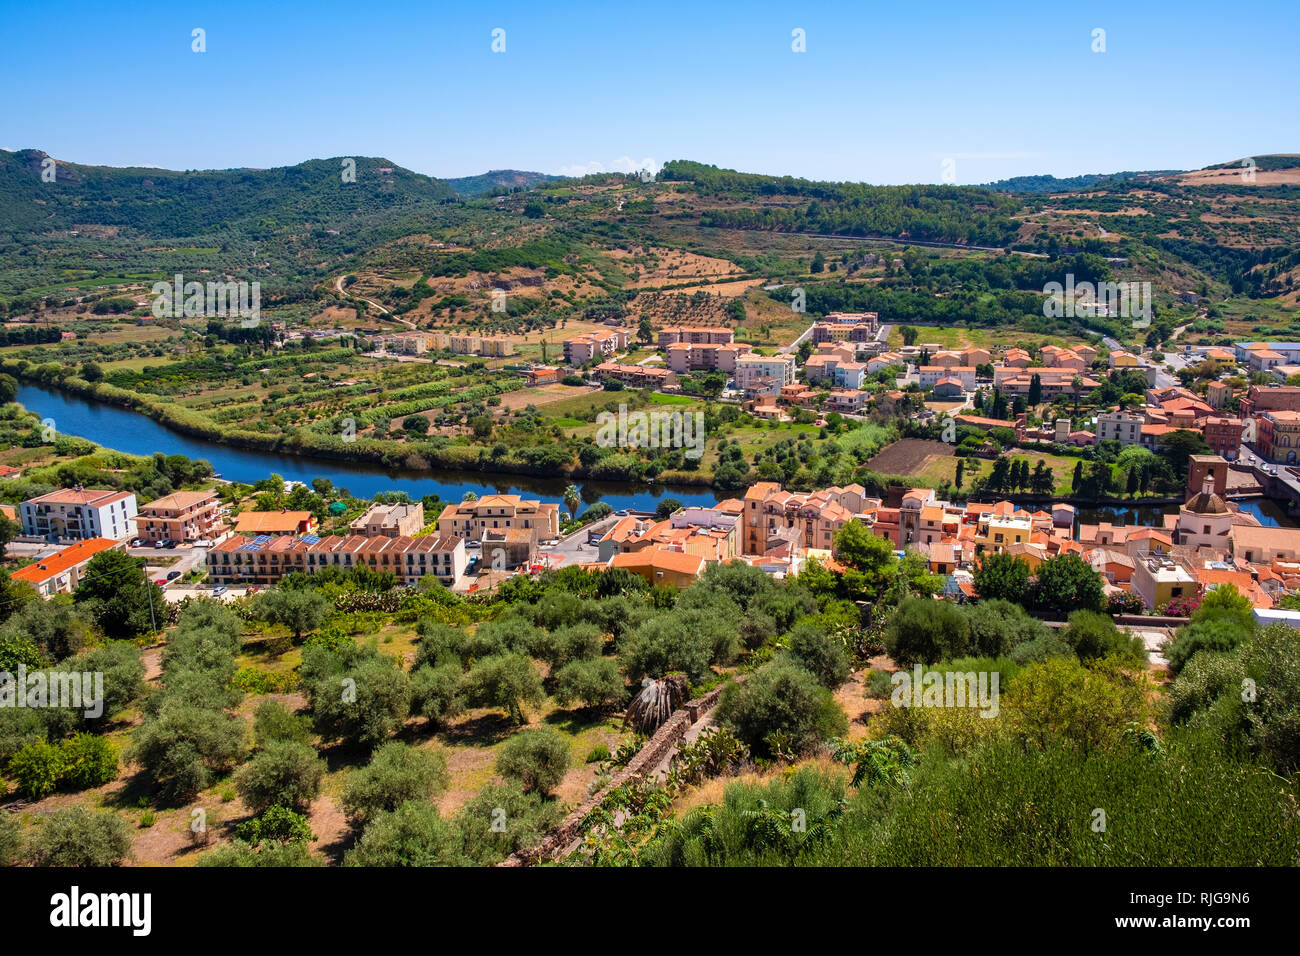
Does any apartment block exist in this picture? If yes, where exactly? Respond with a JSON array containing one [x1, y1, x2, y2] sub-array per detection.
[[734, 353, 796, 391], [563, 328, 630, 365], [665, 342, 752, 373], [1096, 411, 1144, 446], [593, 362, 678, 390], [435, 494, 560, 544], [20, 489, 138, 542], [206, 532, 466, 588], [136, 490, 225, 544], [657, 326, 734, 346]]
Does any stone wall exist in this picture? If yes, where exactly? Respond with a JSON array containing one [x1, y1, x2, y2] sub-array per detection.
[[499, 682, 728, 867]]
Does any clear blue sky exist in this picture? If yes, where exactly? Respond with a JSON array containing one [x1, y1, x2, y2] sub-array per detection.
[[3, 0, 1295, 185]]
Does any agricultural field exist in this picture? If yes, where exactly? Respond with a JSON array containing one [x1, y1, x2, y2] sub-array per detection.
[[867, 438, 957, 480]]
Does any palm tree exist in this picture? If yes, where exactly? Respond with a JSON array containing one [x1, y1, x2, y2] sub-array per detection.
[[624, 675, 689, 734], [563, 484, 580, 520]]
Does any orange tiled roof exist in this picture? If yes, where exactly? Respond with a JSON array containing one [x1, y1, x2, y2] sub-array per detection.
[[11, 538, 119, 585]]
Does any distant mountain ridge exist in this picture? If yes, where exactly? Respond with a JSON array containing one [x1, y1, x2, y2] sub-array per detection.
[[978, 170, 1186, 194], [443, 169, 562, 197], [0, 149, 457, 237]]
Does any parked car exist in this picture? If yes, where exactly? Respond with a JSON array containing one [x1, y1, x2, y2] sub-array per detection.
[[154, 578, 167, 586], [154, 539, 173, 549], [166, 570, 182, 580], [129, 538, 142, 548], [213, 586, 228, 596]]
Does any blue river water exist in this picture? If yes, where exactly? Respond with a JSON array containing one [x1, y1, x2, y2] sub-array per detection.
[[16, 384, 1296, 528], [15, 384, 724, 512]]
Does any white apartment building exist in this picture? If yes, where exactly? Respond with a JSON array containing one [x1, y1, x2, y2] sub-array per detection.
[[20, 489, 138, 542], [1095, 411, 1144, 446]]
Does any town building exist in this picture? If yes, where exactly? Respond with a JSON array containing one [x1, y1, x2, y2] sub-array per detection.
[[435, 494, 560, 544], [349, 501, 425, 537], [563, 328, 630, 365], [734, 354, 796, 392], [657, 326, 734, 346], [233, 510, 317, 536], [10, 538, 123, 597], [20, 489, 138, 542], [1096, 411, 1144, 446], [1256, 409, 1300, 463], [136, 490, 225, 545], [593, 362, 677, 390], [206, 532, 465, 588]]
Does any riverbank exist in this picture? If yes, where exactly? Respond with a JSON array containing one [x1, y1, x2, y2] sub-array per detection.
[[12, 383, 728, 511]]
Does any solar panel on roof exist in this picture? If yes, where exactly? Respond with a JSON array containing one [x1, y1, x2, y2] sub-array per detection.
[[300, 535, 320, 545]]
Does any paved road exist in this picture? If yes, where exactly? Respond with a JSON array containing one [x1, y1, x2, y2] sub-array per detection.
[[536, 512, 631, 569]]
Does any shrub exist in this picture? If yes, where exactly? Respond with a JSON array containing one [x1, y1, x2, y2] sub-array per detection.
[[344, 801, 464, 867], [342, 743, 450, 826], [127, 703, 246, 804], [885, 598, 970, 666], [234, 804, 316, 846], [455, 783, 564, 865], [864, 669, 894, 699], [618, 609, 739, 683], [1167, 617, 1250, 674], [7, 739, 65, 799], [1061, 611, 1147, 664], [963, 599, 1048, 658], [0, 810, 21, 865], [585, 745, 611, 764], [252, 699, 313, 747], [29, 806, 132, 867], [496, 729, 570, 796], [1239, 623, 1300, 774], [235, 740, 326, 815], [199, 840, 321, 867], [413, 619, 467, 670], [715, 661, 848, 759], [785, 623, 850, 688], [310, 657, 411, 749], [553, 657, 626, 710], [1004, 658, 1148, 754], [409, 663, 466, 726], [59, 733, 118, 790]]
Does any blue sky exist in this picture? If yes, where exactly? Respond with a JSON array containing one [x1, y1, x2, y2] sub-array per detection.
[[2, 0, 1296, 184]]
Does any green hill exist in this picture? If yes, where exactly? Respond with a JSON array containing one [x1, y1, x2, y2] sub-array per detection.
[[444, 169, 562, 197]]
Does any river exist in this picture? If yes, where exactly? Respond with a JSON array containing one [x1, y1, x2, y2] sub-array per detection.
[[18, 384, 1297, 530], [16, 384, 725, 512]]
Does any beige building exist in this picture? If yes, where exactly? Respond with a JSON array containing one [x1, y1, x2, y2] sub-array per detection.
[[563, 328, 630, 365], [436, 494, 560, 544], [350, 501, 425, 537], [657, 326, 734, 346], [1131, 553, 1196, 610], [207, 532, 466, 588], [136, 490, 226, 545]]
